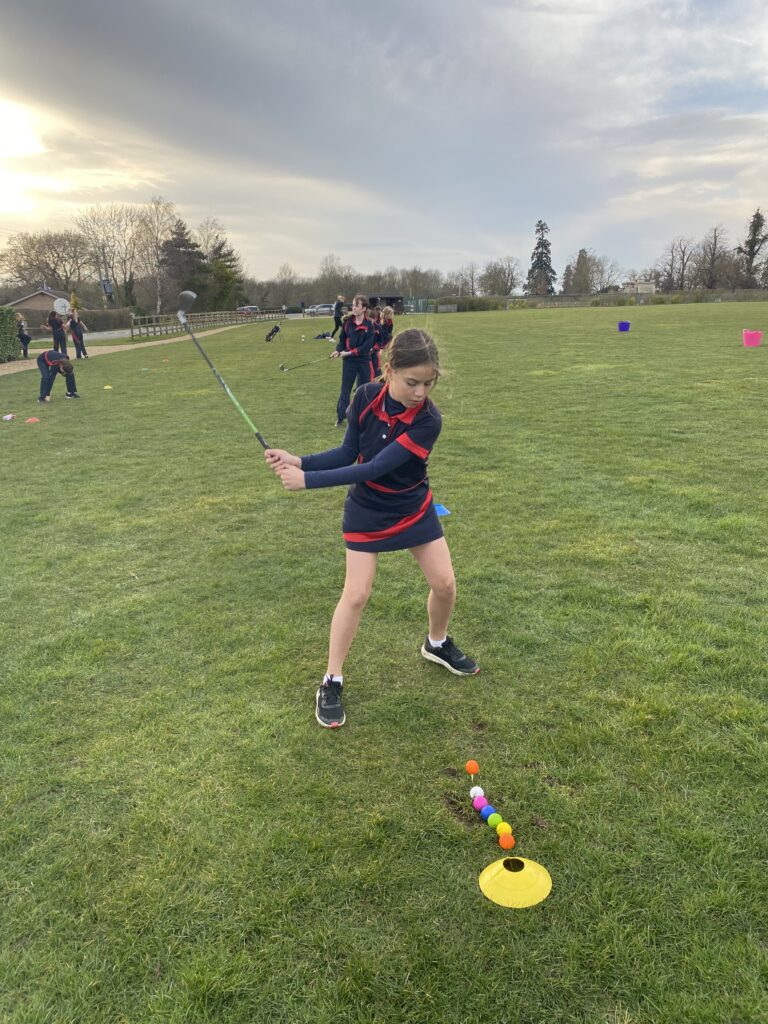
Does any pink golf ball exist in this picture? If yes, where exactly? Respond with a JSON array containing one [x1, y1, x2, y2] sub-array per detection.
[[472, 796, 489, 811]]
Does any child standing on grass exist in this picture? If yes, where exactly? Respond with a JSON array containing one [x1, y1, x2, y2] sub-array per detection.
[[265, 328, 479, 729], [66, 311, 89, 359], [373, 305, 394, 377], [36, 350, 80, 402], [43, 310, 68, 357], [16, 313, 31, 359], [330, 294, 375, 428]]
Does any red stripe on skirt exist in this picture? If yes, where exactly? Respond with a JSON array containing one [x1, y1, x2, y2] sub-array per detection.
[[343, 490, 433, 543]]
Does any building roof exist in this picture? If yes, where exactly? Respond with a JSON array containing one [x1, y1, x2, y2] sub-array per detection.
[[7, 287, 70, 306]]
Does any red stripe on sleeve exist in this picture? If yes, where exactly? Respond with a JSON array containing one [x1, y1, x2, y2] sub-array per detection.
[[396, 433, 429, 460]]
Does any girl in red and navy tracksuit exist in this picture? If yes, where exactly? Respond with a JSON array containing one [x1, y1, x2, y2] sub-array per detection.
[[36, 350, 79, 402], [265, 328, 479, 729], [377, 305, 394, 367], [369, 305, 383, 377], [44, 311, 68, 356], [67, 312, 89, 359], [331, 294, 375, 427]]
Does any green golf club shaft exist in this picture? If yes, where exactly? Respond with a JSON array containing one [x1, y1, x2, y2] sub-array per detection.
[[179, 317, 269, 449]]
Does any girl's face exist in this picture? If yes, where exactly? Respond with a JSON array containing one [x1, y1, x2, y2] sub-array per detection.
[[387, 363, 438, 408], [352, 299, 366, 317]]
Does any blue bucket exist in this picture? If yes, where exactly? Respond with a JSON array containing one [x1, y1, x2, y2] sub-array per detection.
[[617, 321, 631, 332]]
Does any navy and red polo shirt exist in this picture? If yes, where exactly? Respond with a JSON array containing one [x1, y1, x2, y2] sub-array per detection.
[[301, 381, 443, 551], [336, 315, 375, 361], [39, 350, 70, 369]]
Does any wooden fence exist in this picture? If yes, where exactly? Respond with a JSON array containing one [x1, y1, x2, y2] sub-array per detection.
[[130, 309, 286, 339]]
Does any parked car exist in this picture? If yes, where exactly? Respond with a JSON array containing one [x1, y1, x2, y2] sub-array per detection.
[[307, 303, 334, 317], [237, 305, 260, 315]]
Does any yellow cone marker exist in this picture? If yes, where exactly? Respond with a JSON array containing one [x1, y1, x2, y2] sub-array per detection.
[[479, 856, 552, 908]]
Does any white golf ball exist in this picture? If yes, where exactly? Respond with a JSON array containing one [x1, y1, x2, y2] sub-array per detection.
[[469, 786, 484, 799]]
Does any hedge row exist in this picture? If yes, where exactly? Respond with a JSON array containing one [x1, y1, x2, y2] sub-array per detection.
[[0, 306, 19, 362]]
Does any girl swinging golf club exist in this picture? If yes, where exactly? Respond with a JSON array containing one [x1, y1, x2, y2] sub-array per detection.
[[265, 328, 479, 729]]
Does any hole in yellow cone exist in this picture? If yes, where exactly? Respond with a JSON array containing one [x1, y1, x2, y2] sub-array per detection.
[[503, 858, 525, 872]]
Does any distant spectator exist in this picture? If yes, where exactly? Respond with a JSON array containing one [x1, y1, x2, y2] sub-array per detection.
[[300, 301, 306, 316], [331, 295, 345, 339], [16, 313, 31, 359], [66, 311, 89, 359]]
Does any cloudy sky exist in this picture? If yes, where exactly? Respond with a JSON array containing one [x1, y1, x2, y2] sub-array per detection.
[[1, 0, 767, 282]]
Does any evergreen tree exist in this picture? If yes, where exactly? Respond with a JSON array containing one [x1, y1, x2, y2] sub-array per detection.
[[736, 208, 768, 287], [525, 220, 557, 295], [571, 248, 593, 294], [160, 219, 209, 303], [560, 262, 574, 295]]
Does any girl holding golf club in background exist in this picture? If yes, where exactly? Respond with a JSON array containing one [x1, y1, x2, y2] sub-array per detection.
[[265, 327, 479, 729]]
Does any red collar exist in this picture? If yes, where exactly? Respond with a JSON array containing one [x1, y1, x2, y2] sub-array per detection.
[[370, 383, 425, 425]]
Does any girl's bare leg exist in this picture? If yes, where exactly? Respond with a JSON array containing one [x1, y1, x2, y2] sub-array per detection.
[[327, 549, 378, 675], [409, 537, 457, 639]]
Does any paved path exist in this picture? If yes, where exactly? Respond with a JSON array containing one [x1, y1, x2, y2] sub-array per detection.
[[0, 325, 239, 378]]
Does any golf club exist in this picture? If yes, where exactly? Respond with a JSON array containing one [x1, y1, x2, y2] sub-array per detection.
[[177, 290, 270, 449], [279, 355, 333, 372]]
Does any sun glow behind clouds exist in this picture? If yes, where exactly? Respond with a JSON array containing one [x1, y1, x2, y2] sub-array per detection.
[[0, 99, 60, 216]]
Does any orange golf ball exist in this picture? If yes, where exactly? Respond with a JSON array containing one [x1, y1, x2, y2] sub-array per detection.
[[499, 833, 516, 851], [465, 760, 479, 776]]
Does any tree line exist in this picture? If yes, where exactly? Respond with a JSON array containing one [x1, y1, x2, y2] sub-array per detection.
[[0, 197, 246, 314], [2, 198, 768, 313], [526, 213, 768, 297]]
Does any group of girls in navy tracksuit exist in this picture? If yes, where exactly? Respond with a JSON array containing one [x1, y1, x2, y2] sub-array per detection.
[[265, 324, 478, 729], [34, 309, 87, 402], [331, 295, 394, 427]]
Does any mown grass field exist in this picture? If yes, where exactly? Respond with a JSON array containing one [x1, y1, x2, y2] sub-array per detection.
[[2, 304, 767, 1024]]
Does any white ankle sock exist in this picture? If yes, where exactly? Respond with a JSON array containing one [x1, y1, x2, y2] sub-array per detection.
[[324, 673, 343, 685], [428, 636, 446, 648]]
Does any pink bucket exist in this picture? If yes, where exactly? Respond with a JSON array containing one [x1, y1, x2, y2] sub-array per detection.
[[743, 330, 762, 347]]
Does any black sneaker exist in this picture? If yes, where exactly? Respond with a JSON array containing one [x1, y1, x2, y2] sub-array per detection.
[[421, 636, 480, 676], [315, 679, 345, 728], [37, 396, 49, 404], [334, 419, 345, 428], [65, 393, 81, 399]]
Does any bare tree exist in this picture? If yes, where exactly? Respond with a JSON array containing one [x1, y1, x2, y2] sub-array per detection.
[[692, 226, 731, 289], [316, 253, 358, 301], [478, 256, 521, 296], [0, 231, 93, 290], [462, 262, 479, 296], [656, 240, 678, 293], [194, 217, 227, 261], [444, 268, 467, 295], [74, 203, 145, 305], [136, 195, 177, 313], [274, 263, 298, 306], [674, 237, 695, 291], [592, 254, 623, 292]]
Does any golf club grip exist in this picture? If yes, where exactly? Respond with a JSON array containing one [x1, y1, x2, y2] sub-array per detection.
[[254, 431, 269, 450]]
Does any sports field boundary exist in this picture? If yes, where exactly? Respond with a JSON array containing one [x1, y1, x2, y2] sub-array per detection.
[[0, 324, 241, 377]]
